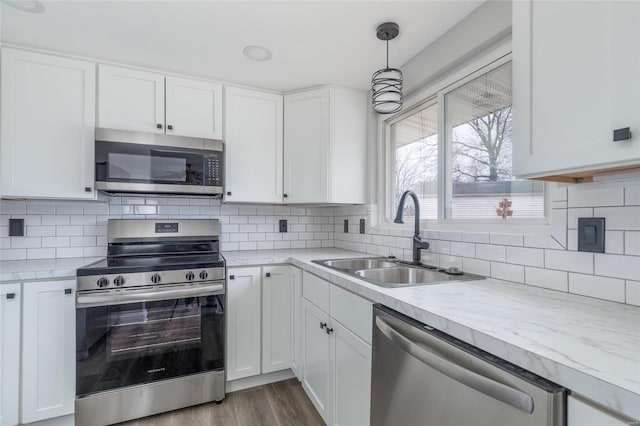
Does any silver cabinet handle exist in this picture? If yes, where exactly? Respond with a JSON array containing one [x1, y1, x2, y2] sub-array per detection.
[[375, 316, 535, 414], [77, 283, 224, 307]]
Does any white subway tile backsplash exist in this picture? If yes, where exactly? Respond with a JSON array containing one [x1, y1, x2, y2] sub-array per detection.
[[55, 203, 84, 215], [594, 253, 640, 280], [27, 248, 56, 259], [626, 185, 640, 205], [27, 202, 56, 215], [70, 236, 96, 247], [461, 232, 490, 244], [0, 248, 26, 260], [56, 226, 84, 237], [462, 258, 490, 276], [568, 273, 625, 303], [27, 226, 56, 237], [626, 280, 640, 306], [593, 206, 640, 231], [605, 231, 624, 255], [491, 262, 524, 283], [11, 237, 42, 249], [506, 246, 544, 267], [450, 242, 476, 258], [523, 235, 564, 249], [56, 247, 84, 258], [70, 215, 97, 226], [568, 186, 624, 207], [525, 267, 568, 292], [490, 233, 523, 247], [476, 244, 506, 262], [42, 237, 70, 248], [545, 250, 593, 274], [567, 208, 593, 229], [625, 231, 640, 256]]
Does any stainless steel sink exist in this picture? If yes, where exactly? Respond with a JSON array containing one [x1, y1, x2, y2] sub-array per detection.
[[355, 267, 460, 286], [312, 257, 484, 288], [319, 258, 399, 271]]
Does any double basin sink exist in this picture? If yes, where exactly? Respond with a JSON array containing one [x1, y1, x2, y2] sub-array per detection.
[[312, 257, 484, 288]]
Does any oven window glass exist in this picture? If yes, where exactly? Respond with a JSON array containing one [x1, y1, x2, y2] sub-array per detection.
[[108, 153, 187, 182], [76, 294, 224, 397]]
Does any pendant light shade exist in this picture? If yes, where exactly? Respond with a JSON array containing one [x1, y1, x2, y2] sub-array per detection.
[[371, 22, 403, 114]]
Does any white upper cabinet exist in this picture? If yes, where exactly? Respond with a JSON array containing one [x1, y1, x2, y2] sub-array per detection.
[[21, 280, 76, 424], [225, 87, 283, 203], [284, 87, 367, 204], [513, 0, 640, 181], [98, 65, 165, 133], [165, 76, 222, 140], [98, 65, 222, 139], [0, 48, 96, 199]]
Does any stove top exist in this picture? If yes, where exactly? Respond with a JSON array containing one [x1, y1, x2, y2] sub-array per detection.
[[77, 253, 226, 277]]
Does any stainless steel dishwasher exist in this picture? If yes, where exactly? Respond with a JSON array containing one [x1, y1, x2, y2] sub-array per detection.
[[371, 305, 566, 426]]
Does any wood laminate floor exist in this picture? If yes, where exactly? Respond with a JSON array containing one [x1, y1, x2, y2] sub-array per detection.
[[117, 379, 325, 426]]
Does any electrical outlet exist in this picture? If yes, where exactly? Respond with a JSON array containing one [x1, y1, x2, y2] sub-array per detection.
[[279, 219, 288, 233], [359, 218, 366, 234], [9, 218, 24, 236], [344, 219, 349, 233]]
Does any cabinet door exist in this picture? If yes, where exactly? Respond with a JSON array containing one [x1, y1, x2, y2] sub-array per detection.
[[98, 64, 165, 133], [513, 1, 640, 178], [284, 88, 330, 203], [301, 299, 331, 423], [568, 395, 630, 426], [331, 320, 371, 426], [0, 284, 20, 426], [1, 48, 96, 199], [262, 266, 293, 374], [165, 76, 222, 140], [225, 87, 283, 203], [291, 267, 303, 380], [21, 280, 76, 424], [226, 267, 262, 381]]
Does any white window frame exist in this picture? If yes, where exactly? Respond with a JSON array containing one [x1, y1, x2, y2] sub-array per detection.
[[379, 45, 552, 235]]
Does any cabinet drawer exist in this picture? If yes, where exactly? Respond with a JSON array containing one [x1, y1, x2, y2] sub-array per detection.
[[330, 285, 373, 344], [302, 271, 330, 312]]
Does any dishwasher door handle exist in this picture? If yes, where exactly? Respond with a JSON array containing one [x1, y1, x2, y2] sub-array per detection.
[[375, 316, 535, 414]]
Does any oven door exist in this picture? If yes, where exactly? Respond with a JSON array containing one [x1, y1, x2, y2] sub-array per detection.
[[95, 140, 223, 195], [76, 285, 225, 397]]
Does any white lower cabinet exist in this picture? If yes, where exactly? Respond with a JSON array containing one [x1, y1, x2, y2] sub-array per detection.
[[301, 272, 372, 426], [226, 267, 262, 381], [568, 394, 631, 426], [290, 267, 303, 380], [331, 321, 371, 426], [21, 280, 76, 424], [301, 299, 332, 422], [262, 266, 293, 374], [1, 284, 21, 426], [226, 265, 297, 382]]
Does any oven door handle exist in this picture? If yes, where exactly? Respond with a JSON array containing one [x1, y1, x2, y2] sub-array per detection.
[[76, 283, 225, 307]]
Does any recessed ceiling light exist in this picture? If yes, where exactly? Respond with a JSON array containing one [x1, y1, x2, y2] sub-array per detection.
[[1, 0, 45, 13], [243, 45, 272, 62]]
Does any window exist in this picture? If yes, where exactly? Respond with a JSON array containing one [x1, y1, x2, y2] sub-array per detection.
[[386, 58, 545, 223]]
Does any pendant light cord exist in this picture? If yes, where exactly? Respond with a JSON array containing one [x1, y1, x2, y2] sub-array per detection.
[[386, 39, 389, 69]]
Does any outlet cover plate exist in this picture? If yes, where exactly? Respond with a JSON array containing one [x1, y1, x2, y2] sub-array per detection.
[[9, 218, 24, 237], [279, 219, 287, 233], [578, 217, 605, 253]]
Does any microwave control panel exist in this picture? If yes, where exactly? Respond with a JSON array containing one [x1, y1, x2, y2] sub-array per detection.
[[205, 157, 222, 187]]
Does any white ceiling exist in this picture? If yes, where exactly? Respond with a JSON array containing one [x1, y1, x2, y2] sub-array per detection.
[[0, 1, 484, 92]]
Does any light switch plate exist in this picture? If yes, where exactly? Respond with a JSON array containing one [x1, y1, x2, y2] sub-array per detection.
[[578, 217, 605, 253]]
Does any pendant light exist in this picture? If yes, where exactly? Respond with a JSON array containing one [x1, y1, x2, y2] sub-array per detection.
[[371, 22, 403, 114]]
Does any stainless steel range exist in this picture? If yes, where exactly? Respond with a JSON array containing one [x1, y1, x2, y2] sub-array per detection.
[[75, 219, 226, 426]]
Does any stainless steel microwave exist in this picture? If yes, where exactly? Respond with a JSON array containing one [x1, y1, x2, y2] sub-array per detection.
[[95, 128, 223, 196]]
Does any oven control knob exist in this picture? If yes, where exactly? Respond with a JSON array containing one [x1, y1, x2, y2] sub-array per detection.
[[151, 273, 161, 284], [113, 276, 125, 287], [97, 277, 109, 288], [186, 271, 195, 281], [199, 270, 208, 280]]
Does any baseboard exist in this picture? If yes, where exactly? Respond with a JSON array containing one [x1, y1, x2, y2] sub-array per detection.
[[226, 369, 297, 393]]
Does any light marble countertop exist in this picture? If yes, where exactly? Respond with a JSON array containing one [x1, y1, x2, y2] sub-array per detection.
[[226, 248, 640, 420], [0, 257, 101, 283], [2, 248, 639, 419]]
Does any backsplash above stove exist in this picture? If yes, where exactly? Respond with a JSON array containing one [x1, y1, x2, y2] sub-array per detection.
[[0, 196, 335, 260]]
